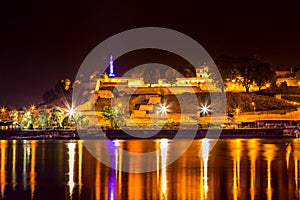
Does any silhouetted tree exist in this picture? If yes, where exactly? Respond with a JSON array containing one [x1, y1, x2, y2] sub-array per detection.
[[142, 68, 160, 87], [164, 68, 180, 86]]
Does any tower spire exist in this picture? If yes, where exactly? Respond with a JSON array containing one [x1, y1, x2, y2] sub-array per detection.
[[109, 55, 115, 77]]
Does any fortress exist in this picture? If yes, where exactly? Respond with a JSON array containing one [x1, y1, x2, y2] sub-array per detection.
[[94, 55, 217, 92], [78, 56, 220, 127]]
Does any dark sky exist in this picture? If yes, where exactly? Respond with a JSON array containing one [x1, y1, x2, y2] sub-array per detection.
[[1, 1, 300, 107]]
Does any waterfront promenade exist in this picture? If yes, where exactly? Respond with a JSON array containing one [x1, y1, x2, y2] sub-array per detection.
[[0, 127, 293, 140]]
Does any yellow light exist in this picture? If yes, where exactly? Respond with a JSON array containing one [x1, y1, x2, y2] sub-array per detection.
[[251, 102, 255, 106], [1, 108, 5, 113], [265, 83, 270, 88], [30, 105, 35, 110], [235, 108, 240, 114]]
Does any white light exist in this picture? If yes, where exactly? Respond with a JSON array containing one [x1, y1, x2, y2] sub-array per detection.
[[66, 107, 76, 117], [200, 104, 210, 115], [160, 106, 167, 115], [113, 139, 120, 147], [158, 103, 170, 115], [68, 109, 75, 116]]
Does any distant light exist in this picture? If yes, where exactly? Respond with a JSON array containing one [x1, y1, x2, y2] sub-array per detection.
[[158, 103, 170, 116], [113, 139, 120, 147], [1, 108, 5, 113], [67, 108, 75, 117], [160, 106, 167, 115], [251, 102, 255, 106], [30, 105, 35, 110], [200, 104, 210, 115]]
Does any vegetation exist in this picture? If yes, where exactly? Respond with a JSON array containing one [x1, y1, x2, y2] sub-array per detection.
[[20, 107, 34, 129], [49, 107, 64, 128], [100, 106, 125, 128], [36, 109, 49, 129], [62, 115, 76, 128], [213, 56, 276, 93], [8, 109, 19, 123], [142, 68, 160, 86], [42, 78, 73, 104], [164, 68, 180, 86], [226, 93, 296, 113]]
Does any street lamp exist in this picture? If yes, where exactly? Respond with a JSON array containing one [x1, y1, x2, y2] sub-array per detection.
[[30, 105, 35, 110], [235, 108, 240, 120], [67, 108, 75, 117], [251, 102, 255, 114], [200, 104, 210, 116], [265, 83, 270, 91]]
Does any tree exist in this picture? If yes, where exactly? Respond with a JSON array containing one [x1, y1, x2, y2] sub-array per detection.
[[253, 60, 276, 91], [183, 68, 195, 77], [77, 115, 89, 127], [20, 107, 34, 129], [49, 107, 64, 128], [9, 109, 19, 123], [214, 56, 276, 93], [213, 56, 240, 92], [142, 68, 160, 87], [236, 57, 257, 93], [0, 108, 9, 121], [100, 106, 124, 128], [131, 69, 142, 79], [36, 109, 49, 129], [164, 68, 179, 86], [43, 79, 72, 102], [62, 115, 76, 128]]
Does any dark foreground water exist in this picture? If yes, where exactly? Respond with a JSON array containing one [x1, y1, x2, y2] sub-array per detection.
[[0, 139, 300, 200]]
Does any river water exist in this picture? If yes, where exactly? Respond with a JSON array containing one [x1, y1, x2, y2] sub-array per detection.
[[0, 139, 299, 200]]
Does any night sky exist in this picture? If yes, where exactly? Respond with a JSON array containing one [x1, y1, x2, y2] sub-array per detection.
[[1, 1, 300, 107]]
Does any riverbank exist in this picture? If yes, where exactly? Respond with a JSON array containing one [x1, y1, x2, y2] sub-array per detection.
[[0, 128, 297, 140]]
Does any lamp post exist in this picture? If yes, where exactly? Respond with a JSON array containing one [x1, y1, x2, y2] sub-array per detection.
[[251, 102, 255, 114], [0, 107, 5, 121], [235, 108, 240, 121], [158, 104, 169, 127], [200, 105, 210, 116], [265, 83, 270, 92]]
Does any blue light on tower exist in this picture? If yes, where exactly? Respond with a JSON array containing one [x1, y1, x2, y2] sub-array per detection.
[[109, 55, 116, 78]]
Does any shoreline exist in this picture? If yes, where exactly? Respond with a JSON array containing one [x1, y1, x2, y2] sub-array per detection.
[[0, 128, 297, 140]]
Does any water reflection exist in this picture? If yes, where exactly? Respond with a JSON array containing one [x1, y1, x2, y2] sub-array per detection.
[[199, 138, 209, 200], [67, 143, 76, 199], [0, 139, 300, 199], [160, 139, 168, 200], [0, 140, 7, 199], [263, 144, 278, 200], [247, 140, 258, 200], [12, 140, 17, 191], [30, 141, 37, 199]]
